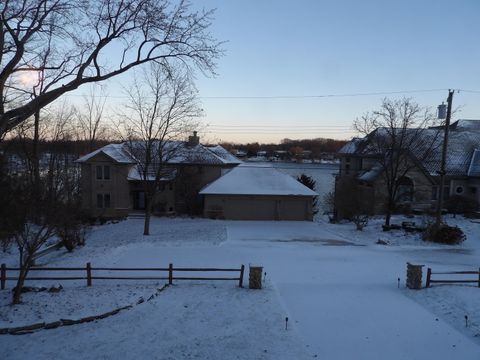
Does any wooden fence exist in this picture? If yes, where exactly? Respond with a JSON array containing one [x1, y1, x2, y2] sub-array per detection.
[[426, 267, 480, 288], [0, 263, 245, 289]]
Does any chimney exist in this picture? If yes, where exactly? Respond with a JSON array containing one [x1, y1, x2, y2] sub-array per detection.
[[188, 131, 199, 146]]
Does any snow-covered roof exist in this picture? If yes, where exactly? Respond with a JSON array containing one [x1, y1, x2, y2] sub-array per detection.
[[76, 144, 136, 164], [127, 166, 177, 181], [207, 146, 243, 165], [76, 142, 240, 167], [340, 121, 480, 178], [199, 166, 318, 196], [338, 138, 364, 154], [467, 149, 480, 177]]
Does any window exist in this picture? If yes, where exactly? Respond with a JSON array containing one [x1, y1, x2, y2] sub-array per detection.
[[96, 193, 111, 208], [96, 165, 111, 180], [431, 186, 438, 201], [470, 187, 477, 195], [397, 176, 414, 202], [104, 194, 111, 208], [443, 186, 450, 200], [103, 166, 110, 180], [96, 166, 102, 180], [96, 193, 103, 208]]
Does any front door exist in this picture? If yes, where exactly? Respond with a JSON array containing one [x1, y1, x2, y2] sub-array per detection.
[[133, 191, 146, 210]]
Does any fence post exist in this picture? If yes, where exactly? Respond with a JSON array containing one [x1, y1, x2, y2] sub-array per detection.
[[1, 264, 6, 290], [426, 267, 432, 288], [168, 263, 173, 285], [239, 265, 245, 288], [86, 262, 92, 287]]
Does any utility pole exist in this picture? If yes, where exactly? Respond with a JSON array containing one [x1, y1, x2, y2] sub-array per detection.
[[435, 89, 454, 227]]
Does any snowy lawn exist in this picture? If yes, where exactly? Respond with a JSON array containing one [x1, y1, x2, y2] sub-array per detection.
[[1, 214, 480, 359], [0, 282, 309, 360], [0, 283, 160, 328]]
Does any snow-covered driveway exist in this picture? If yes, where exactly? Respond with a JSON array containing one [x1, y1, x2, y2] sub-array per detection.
[[225, 221, 480, 360]]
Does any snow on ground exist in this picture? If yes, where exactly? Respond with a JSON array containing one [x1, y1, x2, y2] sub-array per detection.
[[0, 284, 159, 328], [1, 283, 309, 360], [1, 215, 480, 359]]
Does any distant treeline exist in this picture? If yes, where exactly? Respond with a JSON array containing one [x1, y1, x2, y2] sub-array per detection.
[[219, 138, 347, 158], [1, 139, 113, 158]]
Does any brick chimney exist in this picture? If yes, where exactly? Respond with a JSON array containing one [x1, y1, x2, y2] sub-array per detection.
[[188, 131, 199, 146]]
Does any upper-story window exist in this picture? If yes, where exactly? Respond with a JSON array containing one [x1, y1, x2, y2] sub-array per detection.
[[96, 165, 111, 180]]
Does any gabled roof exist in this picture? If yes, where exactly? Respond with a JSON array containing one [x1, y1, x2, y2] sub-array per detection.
[[76, 144, 136, 164], [340, 120, 480, 178], [76, 142, 240, 167], [467, 149, 480, 177], [199, 166, 318, 196], [206, 146, 243, 165]]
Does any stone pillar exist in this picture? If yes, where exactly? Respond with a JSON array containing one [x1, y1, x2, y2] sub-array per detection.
[[406, 262, 424, 289], [249, 265, 263, 289]]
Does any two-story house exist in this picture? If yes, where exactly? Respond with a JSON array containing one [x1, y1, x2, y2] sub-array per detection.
[[76, 132, 241, 218], [335, 119, 480, 219]]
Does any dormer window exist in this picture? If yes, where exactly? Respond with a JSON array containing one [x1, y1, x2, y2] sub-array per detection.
[[96, 165, 111, 180]]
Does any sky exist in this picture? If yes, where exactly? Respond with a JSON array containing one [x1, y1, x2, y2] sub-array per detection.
[[72, 0, 480, 144]]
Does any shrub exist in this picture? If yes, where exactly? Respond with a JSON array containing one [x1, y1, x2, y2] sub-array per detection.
[[352, 214, 369, 231], [445, 195, 479, 215], [422, 223, 466, 244]]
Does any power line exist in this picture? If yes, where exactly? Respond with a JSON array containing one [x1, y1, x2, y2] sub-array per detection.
[[62, 88, 456, 100]]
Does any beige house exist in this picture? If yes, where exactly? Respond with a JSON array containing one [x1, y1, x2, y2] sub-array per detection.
[[335, 119, 480, 219], [200, 166, 317, 221], [76, 133, 241, 218]]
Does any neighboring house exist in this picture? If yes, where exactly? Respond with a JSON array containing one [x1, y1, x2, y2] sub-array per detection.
[[335, 119, 480, 218], [200, 166, 317, 221], [76, 133, 241, 218]]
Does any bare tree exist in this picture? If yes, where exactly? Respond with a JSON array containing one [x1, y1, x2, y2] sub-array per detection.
[[120, 64, 201, 235], [3, 102, 85, 304], [0, 0, 221, 137], [353, 98, 441, 228], [76, 84, 108, 151]]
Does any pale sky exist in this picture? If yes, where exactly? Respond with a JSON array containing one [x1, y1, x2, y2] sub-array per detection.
[[68, 0, 480, 144]]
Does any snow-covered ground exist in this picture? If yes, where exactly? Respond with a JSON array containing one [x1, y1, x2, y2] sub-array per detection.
[[1, 214, 480, 359]]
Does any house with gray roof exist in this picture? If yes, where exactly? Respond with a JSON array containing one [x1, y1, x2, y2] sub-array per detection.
[[76, 132, 242, 218], [335, 119, 480, 218]]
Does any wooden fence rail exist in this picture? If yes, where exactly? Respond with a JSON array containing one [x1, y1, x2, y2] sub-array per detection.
[[0, 263, 245, 289], [426, 267, 480, 288]]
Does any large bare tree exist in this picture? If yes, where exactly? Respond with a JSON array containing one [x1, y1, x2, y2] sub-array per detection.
[[0, 0, 221, 136], [353, 98, 441, 227], [121, 63, 201, 235]]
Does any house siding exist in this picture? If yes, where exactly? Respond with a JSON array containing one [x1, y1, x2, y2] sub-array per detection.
[[80, 153, 131, 218]]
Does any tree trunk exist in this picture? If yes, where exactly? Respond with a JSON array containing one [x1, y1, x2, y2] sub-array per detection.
[[384, 212, 391, 228], [32, 110, 41, 218], [12, 258, 32, 304], [143, 198, 151, 236]]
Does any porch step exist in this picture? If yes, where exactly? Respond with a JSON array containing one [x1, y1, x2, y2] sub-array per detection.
[[128, 213, 145, 219]]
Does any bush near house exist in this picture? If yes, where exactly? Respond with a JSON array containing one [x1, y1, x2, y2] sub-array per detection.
[[422, 223, 466, 244]]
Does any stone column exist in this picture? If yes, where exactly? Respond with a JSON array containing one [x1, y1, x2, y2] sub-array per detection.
[[406, 262, 424, 289], [249, 265, 263, 289]]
